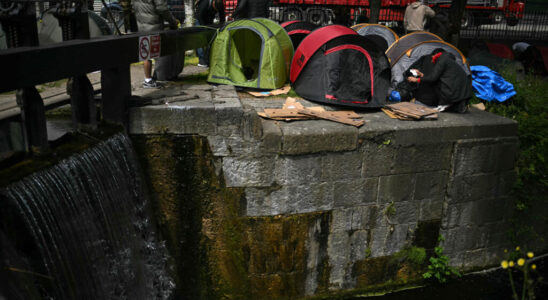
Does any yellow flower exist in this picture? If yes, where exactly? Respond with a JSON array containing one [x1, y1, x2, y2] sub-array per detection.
[[527, 252, 534, 258], [509, 261, 515, 267], [531, 264, 537, 270], [516, 246, 520, 251], [501, 260, 509, 269], [504, 249, 508, 253], [518, 258, 525, 266]]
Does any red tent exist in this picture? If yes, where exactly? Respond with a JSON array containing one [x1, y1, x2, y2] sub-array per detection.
[[290, 25, 390, 108]]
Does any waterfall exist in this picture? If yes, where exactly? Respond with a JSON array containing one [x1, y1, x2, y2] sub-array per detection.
[[0, 133, 174, 299]]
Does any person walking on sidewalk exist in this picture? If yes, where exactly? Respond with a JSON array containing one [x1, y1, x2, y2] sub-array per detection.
[[404, 0, 435, 34], [133, 0, 180, 88]]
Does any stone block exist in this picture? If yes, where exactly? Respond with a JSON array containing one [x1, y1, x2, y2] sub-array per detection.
[[241, 109, 264, 141], [331, 205, 380, 233], [390, 201, 419, 224], [330, 208, 355, 233], [129, 105, 217, 134], [452, 137, 518, 177], [414, 171, 449, 201], [279, 120, 358, 155], [333, 178, 378, 208], [327, 230, 351, 289], [360, 140, 397, 177], [349, 230, 370, 262], [444, 226, 482, 253], [224, 135, 261, 156], [207, 135, 230, 156], [442, 201, 483, 229], [446, 174, 498, 203], [215, 104, 243, 134], [223, 157, 276, 187], [483, 222, 510, 249], [470, 198, 505, 224], [419, 198, 444, 221], [245, 187, 287, 216], [321, 152, 363, 181], [360, 140, 452, 176], [274, 155, 322, 186], [384, 224, 413, 256], [286, 183, 334, 214], [378, 174, 415, 204], [463, 249, 488, 269], [447, 251, 465, 269], [393, 143, 453, 174], [369, 226, 389, 257], [260, 119, 282, 154]]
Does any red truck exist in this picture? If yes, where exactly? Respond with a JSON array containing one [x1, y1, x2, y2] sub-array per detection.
[[224, 0, 525, 28]]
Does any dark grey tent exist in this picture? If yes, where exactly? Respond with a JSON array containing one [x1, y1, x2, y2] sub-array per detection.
[[385, 32, 442, 66], [352, 23, 399, 52], [389, 39, 469, 89]]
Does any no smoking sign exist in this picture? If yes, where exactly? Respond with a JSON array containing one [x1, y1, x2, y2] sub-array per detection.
[[138, 35, 161, 61]]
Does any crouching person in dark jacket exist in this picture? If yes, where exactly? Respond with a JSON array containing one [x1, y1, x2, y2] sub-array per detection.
[[407, 49, 472, 113]]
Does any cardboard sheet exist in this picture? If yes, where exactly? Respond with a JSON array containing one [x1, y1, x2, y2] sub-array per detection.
[[247, 85, 291, 97], [258, 97, 365, 127]]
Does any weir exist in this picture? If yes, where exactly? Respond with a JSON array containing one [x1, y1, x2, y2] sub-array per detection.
[[0, 134, 173, 299]]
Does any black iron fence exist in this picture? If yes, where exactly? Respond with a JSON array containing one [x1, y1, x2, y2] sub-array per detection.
[[461, 10, 548, 41], [82, 1, 548, 41]]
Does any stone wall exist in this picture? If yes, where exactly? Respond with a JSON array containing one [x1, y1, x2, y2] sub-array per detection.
[[130, 85, 529, 298]]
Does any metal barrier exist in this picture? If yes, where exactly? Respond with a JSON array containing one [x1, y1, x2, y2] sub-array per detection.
[[0, 0, 215, 154]]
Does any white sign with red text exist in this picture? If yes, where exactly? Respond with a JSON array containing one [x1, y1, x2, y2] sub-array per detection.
[[138, 35, 161, 61]]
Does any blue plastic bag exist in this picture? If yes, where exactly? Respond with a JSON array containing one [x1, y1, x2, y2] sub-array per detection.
[[470, 65, 516, 102]]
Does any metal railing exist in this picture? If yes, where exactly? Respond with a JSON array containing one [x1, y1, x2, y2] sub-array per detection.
[[0, 0, 215, 154]]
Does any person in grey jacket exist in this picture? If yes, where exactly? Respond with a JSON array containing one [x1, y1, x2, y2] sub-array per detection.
[[133, 0, 179, 88], [403, 0, 435, 33]]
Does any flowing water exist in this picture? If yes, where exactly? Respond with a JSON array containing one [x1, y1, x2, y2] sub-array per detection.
[[0, 133, 174, 299]]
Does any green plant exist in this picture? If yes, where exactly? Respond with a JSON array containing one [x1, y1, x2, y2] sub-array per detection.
[[384, 201, 396, 217], [481, 68, 548, 246], [423, 235, 461, 283], [501, 247, 540, 300], [393, 246, 426, 266], [406, 246, 427, 265], [365, 247, 372, 258]]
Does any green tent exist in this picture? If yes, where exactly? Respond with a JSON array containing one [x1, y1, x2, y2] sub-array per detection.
[[207, 18, 294, 90]]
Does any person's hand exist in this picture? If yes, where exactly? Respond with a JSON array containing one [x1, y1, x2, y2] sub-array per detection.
[[407, 76, 419, 83], [410, 69, 423, 77]]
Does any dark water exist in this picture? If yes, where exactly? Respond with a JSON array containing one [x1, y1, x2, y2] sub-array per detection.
[[0, 133, 174, 299]]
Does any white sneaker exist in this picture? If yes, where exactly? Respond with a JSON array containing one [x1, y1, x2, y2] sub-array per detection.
[[197, 63, 209, 68]]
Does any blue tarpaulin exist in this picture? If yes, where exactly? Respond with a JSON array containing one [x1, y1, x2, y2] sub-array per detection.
[[470, 65, 516, 102]]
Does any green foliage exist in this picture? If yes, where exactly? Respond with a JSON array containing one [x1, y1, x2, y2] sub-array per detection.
[[384, 201, 396, 217], [423, 235, 461, 283], [406, 247, 427, 265], [393, 246, 427, 266], [481, 68, 548, 245], [365, 247, 372, 258]]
